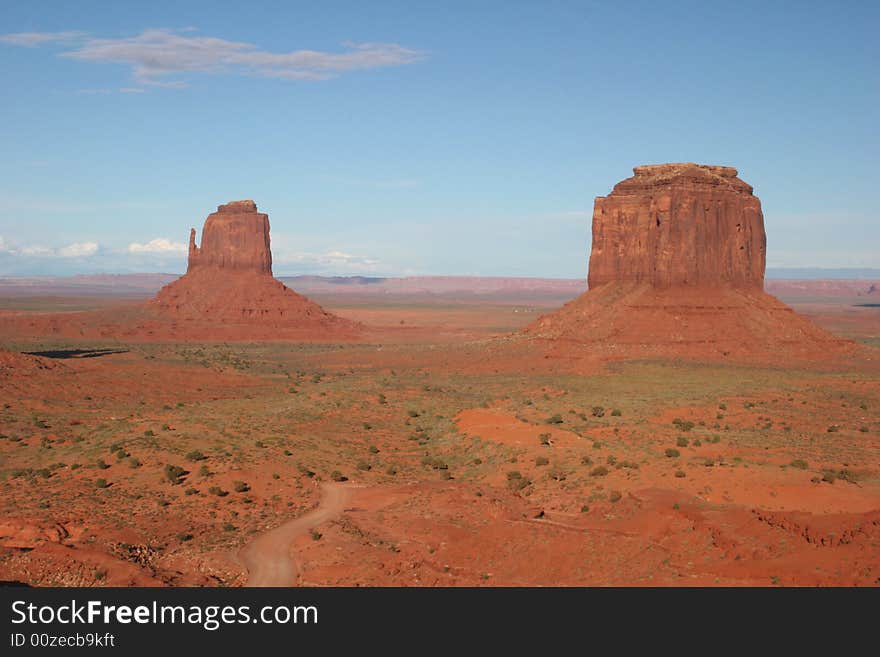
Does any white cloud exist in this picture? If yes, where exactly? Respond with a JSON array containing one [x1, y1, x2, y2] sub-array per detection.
[[0, 236, 99, 258], [57, 241, 99, 258], [0, 31, 85, 47], [1, 28, 425, 89], [274, 249, 381, 273], [20, 245, 54, 256], [127, 238, 187, 254]]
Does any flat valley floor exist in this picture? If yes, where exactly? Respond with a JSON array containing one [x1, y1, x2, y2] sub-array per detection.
[[1, 290, 878, 586]]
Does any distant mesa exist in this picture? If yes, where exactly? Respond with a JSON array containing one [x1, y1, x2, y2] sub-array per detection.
[[149, 200, 359, 335], [526, 163, 856, 362]]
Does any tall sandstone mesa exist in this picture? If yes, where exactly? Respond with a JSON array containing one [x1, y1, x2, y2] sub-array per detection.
[[526, 163, 855, 362], [150, 200, 358, 336], [588, 164, 766, 289], [187, 200, 273, 274]]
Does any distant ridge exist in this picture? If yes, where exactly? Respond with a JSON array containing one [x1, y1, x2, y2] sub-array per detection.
[[0, 272, 877, 300]]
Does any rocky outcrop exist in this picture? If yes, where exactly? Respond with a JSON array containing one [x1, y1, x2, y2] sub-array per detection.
[[149, 201, 360, 337], [525, 164, 858, 363], [187, 200, 272, 274], [588, 164, 765, 289]]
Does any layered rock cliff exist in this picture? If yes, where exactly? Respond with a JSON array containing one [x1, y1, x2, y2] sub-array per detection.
[[525, 164, 855, 363], [587, 164, 766, 289], [187, 200, 273, 274]]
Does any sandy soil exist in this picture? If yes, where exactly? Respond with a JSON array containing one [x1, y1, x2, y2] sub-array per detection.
[[0, 291, 878, 587], [239, 483, 351, 586]]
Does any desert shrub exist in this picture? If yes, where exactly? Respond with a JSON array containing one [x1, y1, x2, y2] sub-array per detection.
[[407, 409, 420, 418], [589, 466, 609, 477], [606, 455, 617, 465], [208, 486, 228, 497], [331, 471, 348, 482], [199, 465, 211, 477], [164, 464, 188, 485], [592, 441, 602, 449], [676, 436, 689, 447], [674, 470, 686, 478], [826, 425, 839, 433], [693, 439, 702, 447], [580, 455, 593, 466], [539, 432, 551, 445], [385, 466, 398, 476], [580, 505, 590, 513], [859, 426, 869, 433], [254, 440, 266, 448], [176, 533, 193, 542], [789, 459, 808, 470], [368, 445, 380, 453], [609, 490, 622, 503], [837, 469, 857, 483], [356, 461, 372, 471], [297, 464, 316, 478], [95, 478, 110, 489], [610, 409, 622, 417], [186, 450, 207, 462], [233, 481, 250, 493], [222, 523, 236, 532], [377, 394, 387, 405], [184, 487, 197, 495], [589, 406, 604, 418], [664, 448, 680, 458], [672, 418, 695, 432], [472, 458, 483, 465], [363, 423, 372, 430], [535, 456, 549, 466], [115, 449, 130, 460], [549, 466, 567, 481], [546, 414, 563, 425], [821, 471, 836, 484], [719, 403, 727, 410], [311, 530, 322, 541], [144, 429, 155, 437], [128, 458, 141, 469], [507, 472, 530, 492], [96, 459, 110, 470]]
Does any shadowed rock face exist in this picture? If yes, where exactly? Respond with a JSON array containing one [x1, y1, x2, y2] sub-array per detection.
[[588, 163, 766, 289], [187, 200, 272, 274]]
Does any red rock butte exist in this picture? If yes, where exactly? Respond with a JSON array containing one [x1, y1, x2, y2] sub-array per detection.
[[149, 200, 359, 336], [588, 164, 765, 289], [526, 163, 856, 362]]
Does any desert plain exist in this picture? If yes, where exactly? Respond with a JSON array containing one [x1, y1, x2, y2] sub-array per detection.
[[1, 170, 878, 587]]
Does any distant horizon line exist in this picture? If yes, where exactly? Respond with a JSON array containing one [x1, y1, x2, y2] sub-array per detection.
[[1, 267, 879, 282]]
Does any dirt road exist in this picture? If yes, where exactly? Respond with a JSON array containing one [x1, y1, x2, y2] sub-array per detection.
[[240, 483, 351, 586]]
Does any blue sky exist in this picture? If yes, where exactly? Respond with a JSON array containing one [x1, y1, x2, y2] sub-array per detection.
[[0, 0, 877, 277]]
